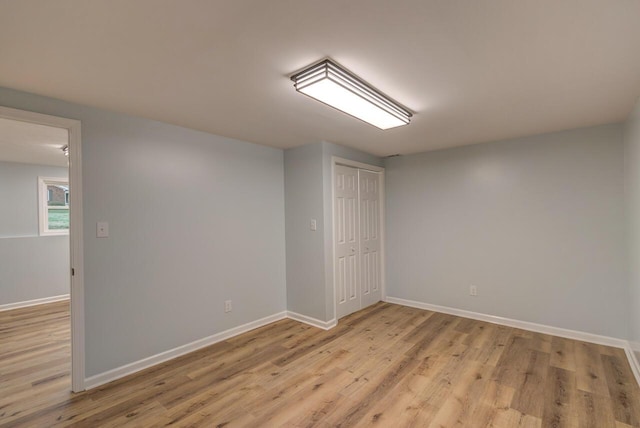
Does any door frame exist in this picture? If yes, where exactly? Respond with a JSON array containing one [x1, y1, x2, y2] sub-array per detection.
[[0, 106, 85, 392], [331, 156, 385, 322]]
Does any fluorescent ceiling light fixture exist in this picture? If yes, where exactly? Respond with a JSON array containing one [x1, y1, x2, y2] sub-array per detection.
[[291, 59, 412, 130]]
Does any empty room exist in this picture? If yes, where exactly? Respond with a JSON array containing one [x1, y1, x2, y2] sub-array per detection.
[[1, 1, 640, 427]]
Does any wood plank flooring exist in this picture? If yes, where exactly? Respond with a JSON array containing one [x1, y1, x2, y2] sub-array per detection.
[[1, 301, 639, 427]]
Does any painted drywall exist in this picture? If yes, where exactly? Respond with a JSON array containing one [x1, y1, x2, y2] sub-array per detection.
[[0, 236, 69, 305], [284, 141, 382, 323], [284, 143, 325, 320], [624, 98, 640, 360], [0, 161, 68, 237], [321, 142, 383, 321], [0, 87, 287, 377], [385, 124, 626, 338], [0, 161, 69, 305]]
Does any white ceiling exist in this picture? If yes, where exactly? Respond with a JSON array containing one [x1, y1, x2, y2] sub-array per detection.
[[0, 118, 68, 167], [1, 1, 639, 156]]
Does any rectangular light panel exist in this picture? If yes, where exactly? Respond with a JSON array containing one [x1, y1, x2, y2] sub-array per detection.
[[291, 60, 412, 130]]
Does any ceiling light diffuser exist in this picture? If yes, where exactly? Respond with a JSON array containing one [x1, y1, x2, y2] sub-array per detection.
[[291, 59, 412, 130]]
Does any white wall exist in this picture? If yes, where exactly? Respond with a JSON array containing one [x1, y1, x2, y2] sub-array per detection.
[[385, 124, 627, 338], [0, 161, 69, 305], [0, 86, 287, 377], [624, 98, 640, 359]]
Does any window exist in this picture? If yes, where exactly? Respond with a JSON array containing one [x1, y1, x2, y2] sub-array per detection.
[[38, 177, 69, 235]]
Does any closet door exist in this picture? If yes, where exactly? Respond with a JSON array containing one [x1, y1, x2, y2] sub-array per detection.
[[334, 165, 361, 319], [359, 170, 382, 308]]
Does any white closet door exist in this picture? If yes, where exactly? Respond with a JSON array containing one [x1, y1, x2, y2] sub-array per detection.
[[335, 165, 361, 319], [359, 170, 382, 308]]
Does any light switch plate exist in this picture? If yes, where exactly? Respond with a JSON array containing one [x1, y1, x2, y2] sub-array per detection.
[[310, 219, 317, 231], [97, 222, 109, 238]]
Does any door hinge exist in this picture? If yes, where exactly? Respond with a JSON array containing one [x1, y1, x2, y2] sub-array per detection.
[[71, 268, 75, 276]]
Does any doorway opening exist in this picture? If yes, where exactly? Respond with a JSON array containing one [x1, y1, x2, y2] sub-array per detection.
[[0, 106, 84, 392], [332, 157, 385, 320]]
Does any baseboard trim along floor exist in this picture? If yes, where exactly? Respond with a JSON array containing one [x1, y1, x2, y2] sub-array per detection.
[[286, 311, 337, 330], [0, 294, 69, 312], [85, 309, 338, 389], [85, 311, 288, 389], [84, 298, 640, 390], [385, 295, 640, 388]]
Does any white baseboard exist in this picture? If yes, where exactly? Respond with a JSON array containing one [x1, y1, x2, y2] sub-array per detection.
[[85, 309, 340, 391], [287, 311, 337, 330], [385, 296, 640, 387], [385, 296, 627, 348], [82, 300, 640, 391], [627, 341, 640, 387], [0, 294, 69, 312], [84, 311, 287, 390]]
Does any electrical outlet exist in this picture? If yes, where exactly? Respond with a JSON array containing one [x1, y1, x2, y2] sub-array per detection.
[[470, 285, 478, 296], [224, 300, 232, 313], [96, 222, 109, 238]]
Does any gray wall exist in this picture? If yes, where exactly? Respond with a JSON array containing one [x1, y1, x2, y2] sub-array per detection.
[[284, 141, 382, 322], [284, 143, 325, 320], [0, 161, 69, 305], [0, 87, 287, 377], [385, 124, 627, 338], [3, 83, 633, 380], [0, 161, 68, 237], [624, 98, 640, 359]]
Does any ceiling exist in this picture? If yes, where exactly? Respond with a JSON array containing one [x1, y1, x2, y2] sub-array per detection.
[[0, 118, 69, 167], [1, 1, 639, 157]]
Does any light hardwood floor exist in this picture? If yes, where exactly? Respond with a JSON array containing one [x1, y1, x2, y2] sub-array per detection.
[[1, 301, 639, 427]]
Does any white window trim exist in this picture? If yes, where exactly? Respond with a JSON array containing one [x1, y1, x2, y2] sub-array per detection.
[[38, 176, 70, 236]]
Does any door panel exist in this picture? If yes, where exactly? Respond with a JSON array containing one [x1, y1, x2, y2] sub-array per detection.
[[360, 170, 382, 308], [335, 165, 360, 318]]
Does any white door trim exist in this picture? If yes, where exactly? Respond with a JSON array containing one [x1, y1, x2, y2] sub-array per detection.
[[331, 156, 385, 323], [333, 156, 384, 173], [0, 106, 85, 393]]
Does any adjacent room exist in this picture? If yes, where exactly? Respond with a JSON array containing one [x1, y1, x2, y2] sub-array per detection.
[[1, 1, 639, 426]]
